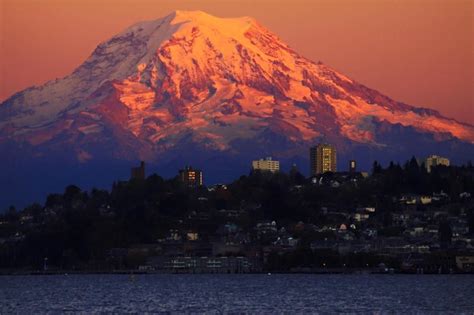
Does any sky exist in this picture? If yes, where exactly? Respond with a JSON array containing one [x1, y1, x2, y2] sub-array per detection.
[[1, 0, 473, 124]]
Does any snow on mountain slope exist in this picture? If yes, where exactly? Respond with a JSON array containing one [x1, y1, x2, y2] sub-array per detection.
[[1, 10, 473, 163]]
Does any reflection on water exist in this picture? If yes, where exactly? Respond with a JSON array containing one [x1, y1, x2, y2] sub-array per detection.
[[1, 274, 473, 313]]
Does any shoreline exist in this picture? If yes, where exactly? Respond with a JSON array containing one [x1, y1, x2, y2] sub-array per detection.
[[1, 270, 473, 276]]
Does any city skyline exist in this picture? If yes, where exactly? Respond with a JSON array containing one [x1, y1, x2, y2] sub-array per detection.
[[130, 147, 452, 182]]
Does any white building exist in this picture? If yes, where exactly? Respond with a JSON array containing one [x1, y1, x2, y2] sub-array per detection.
[[252, 157, 280, 173], [425, 155, 450, 173]]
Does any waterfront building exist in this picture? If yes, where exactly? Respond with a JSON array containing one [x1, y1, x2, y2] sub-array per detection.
[[161, 256, 260, 273], [310, 144, 337, 175], [455, 256, 474, 272]]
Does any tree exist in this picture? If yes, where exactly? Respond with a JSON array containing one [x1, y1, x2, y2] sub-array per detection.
[[372, 161, 382, 175], [467, 208, 474, 234], [438, 220, 452, 247]]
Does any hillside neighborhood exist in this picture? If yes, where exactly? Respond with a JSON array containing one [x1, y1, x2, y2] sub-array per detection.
[[1, 153, 473, 274]]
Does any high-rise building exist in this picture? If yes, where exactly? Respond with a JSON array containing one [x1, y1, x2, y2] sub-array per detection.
[[425, 155, 450, 173], [179, 166, 203, 187], [349, 160, 357, 173], [310, 144, 337, 175], [131, 161, 145, 180], [252, 157, 280, 173]]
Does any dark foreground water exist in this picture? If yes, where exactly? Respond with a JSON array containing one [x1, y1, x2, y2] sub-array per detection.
[[1, 274, 473, 313]]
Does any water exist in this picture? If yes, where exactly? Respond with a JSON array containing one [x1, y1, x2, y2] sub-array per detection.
[[1, 274, 473, 313]]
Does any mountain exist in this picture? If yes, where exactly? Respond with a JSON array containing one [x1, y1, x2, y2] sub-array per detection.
[[1, 10, 473, 208]]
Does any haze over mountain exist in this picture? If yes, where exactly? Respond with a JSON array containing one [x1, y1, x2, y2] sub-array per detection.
[[1, 10, 473, 208]]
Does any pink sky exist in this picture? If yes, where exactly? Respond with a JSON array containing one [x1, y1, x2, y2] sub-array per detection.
[[1, 0, 473, 124]]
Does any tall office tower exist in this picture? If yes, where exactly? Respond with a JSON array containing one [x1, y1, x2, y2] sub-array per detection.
[[179, 166, 203, 187], [310, 144, 337, 175]]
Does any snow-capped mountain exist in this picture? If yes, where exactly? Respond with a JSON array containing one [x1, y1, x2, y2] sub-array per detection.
[[1, 10, 473, 207]]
